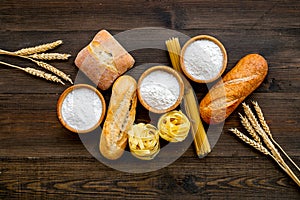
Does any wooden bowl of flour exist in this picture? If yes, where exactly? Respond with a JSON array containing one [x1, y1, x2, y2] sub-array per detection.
[[57, 84, 106, 134], [137, 66, 184, 114], [180, 35, 227, 83]]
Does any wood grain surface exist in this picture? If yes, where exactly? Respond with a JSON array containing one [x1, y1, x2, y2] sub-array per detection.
[[0, 0, 299, 199]]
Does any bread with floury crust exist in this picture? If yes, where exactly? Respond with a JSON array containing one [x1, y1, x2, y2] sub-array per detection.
[[200, 54, 268, 124], [75, 30, 135, 90], [100, 75, 137, 160]]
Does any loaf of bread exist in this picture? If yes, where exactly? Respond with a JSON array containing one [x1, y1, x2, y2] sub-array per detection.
[[200, 54, 268, 124], [100, 75, 137, 160], [75, 30, 135, 90]]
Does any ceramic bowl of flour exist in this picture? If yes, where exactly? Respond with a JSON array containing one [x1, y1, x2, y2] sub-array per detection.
[[57, 84, 106, 134], [180, 35, 227, 83], [137, 66, 184, 114]]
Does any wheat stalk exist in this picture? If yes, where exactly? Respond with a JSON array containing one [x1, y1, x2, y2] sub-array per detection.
[[229, 128, 270, 155], [0, 61, 64, 85], [230, 102, 300, 187], [28, 53, 71, 60], [239, 113, 261, 144], [24, 67, 65, 85], [242, 103, 284, 163], [0, 49, 73, 84], [0, 49, 17, 56], [0, 49, 70, 61], [33, 60, 73, 84], [14, 40, 63, 55], [252, 101, 300, 172]]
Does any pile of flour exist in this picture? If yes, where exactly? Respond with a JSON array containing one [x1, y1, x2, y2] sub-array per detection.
[[183, 39, 223, 81], [61, 87, 103, 131], [140, 70, 180, 110]]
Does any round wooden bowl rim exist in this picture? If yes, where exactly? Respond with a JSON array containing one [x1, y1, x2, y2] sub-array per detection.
[[180, 35, 227, 83], [57, 84, 106, 134], [137, 66, 184, 114]]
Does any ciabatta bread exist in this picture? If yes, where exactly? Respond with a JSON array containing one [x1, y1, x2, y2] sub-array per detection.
[[75, 30, 135, 90], [200, 54, 268, 124], [100, 75, 137, 160]]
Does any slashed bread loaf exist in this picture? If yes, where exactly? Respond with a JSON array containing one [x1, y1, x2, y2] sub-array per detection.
[[200, 54, 268, 124], [100, 75, 137, 160], [75, 30, 135, 90]]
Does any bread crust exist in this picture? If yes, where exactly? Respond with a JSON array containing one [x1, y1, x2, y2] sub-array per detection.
[[99, 75, 137, 160], [75, 30, 135, 90], [200, 54, 268, 124]]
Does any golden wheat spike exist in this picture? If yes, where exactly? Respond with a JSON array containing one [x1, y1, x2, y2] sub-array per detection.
[[0, 61, 64, 85], [229, 128, 270, 155], [14, 40, 63, 55], [34, 60, 73, 84], [28, 53, 71, 60], [239, 113, 261, 144]]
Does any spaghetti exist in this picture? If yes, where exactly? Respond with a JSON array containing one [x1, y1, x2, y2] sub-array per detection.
[[165, 38, 211, 157]]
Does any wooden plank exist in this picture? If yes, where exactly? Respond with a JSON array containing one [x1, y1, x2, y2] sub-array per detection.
[[0, 0, 299, 31], [0, 157, 299, 199]]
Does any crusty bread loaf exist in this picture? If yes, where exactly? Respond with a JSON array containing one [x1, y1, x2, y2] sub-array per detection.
[[75, 30, 135, 90], [100, 75, 137, 160], [200, 54, 268, 124]]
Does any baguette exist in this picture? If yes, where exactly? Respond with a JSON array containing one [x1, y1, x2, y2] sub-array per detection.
[[200, 54, 268, 124], [75, 30, 135, 90], [100, 75, 137, 160]]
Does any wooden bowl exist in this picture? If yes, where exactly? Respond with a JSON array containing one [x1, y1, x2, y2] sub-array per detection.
[[57, 84, 106, 134], [137, 66, 184, 114], [180, 35, 227, 83]]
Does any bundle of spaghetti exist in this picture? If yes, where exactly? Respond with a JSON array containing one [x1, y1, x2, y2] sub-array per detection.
[[166, 38, 211, 157]]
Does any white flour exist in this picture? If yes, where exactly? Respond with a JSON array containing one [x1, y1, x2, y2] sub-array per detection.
[[183, 39, 223, 81], [140, 70, 180, 110], [61, 87, 102, 131]]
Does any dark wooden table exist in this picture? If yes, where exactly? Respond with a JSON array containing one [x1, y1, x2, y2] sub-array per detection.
[[1, 0, 299, 199]]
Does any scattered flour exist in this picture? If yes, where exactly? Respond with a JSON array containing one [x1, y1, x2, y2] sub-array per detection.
[[61, 87, 102, 131], [183, 39, 224, 81], [140, 70, 180, 110]]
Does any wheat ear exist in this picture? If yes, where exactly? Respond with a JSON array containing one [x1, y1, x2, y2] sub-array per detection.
[[14, 40, 63, 55], [33, 60, 73, 84], [24, 67, 65, 85], [252, 101, 300, 172], [251, 101, 271, 135], [0, 61, 64, 85], [242, 103, 284, 163], [239, 113, 261, 144], [28, 53, 71, 60], [229, 128, 270, 155]]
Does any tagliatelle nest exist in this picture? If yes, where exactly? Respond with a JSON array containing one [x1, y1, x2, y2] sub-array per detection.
[[128, 123, 160, 160], [158, 110, 190, 142]]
